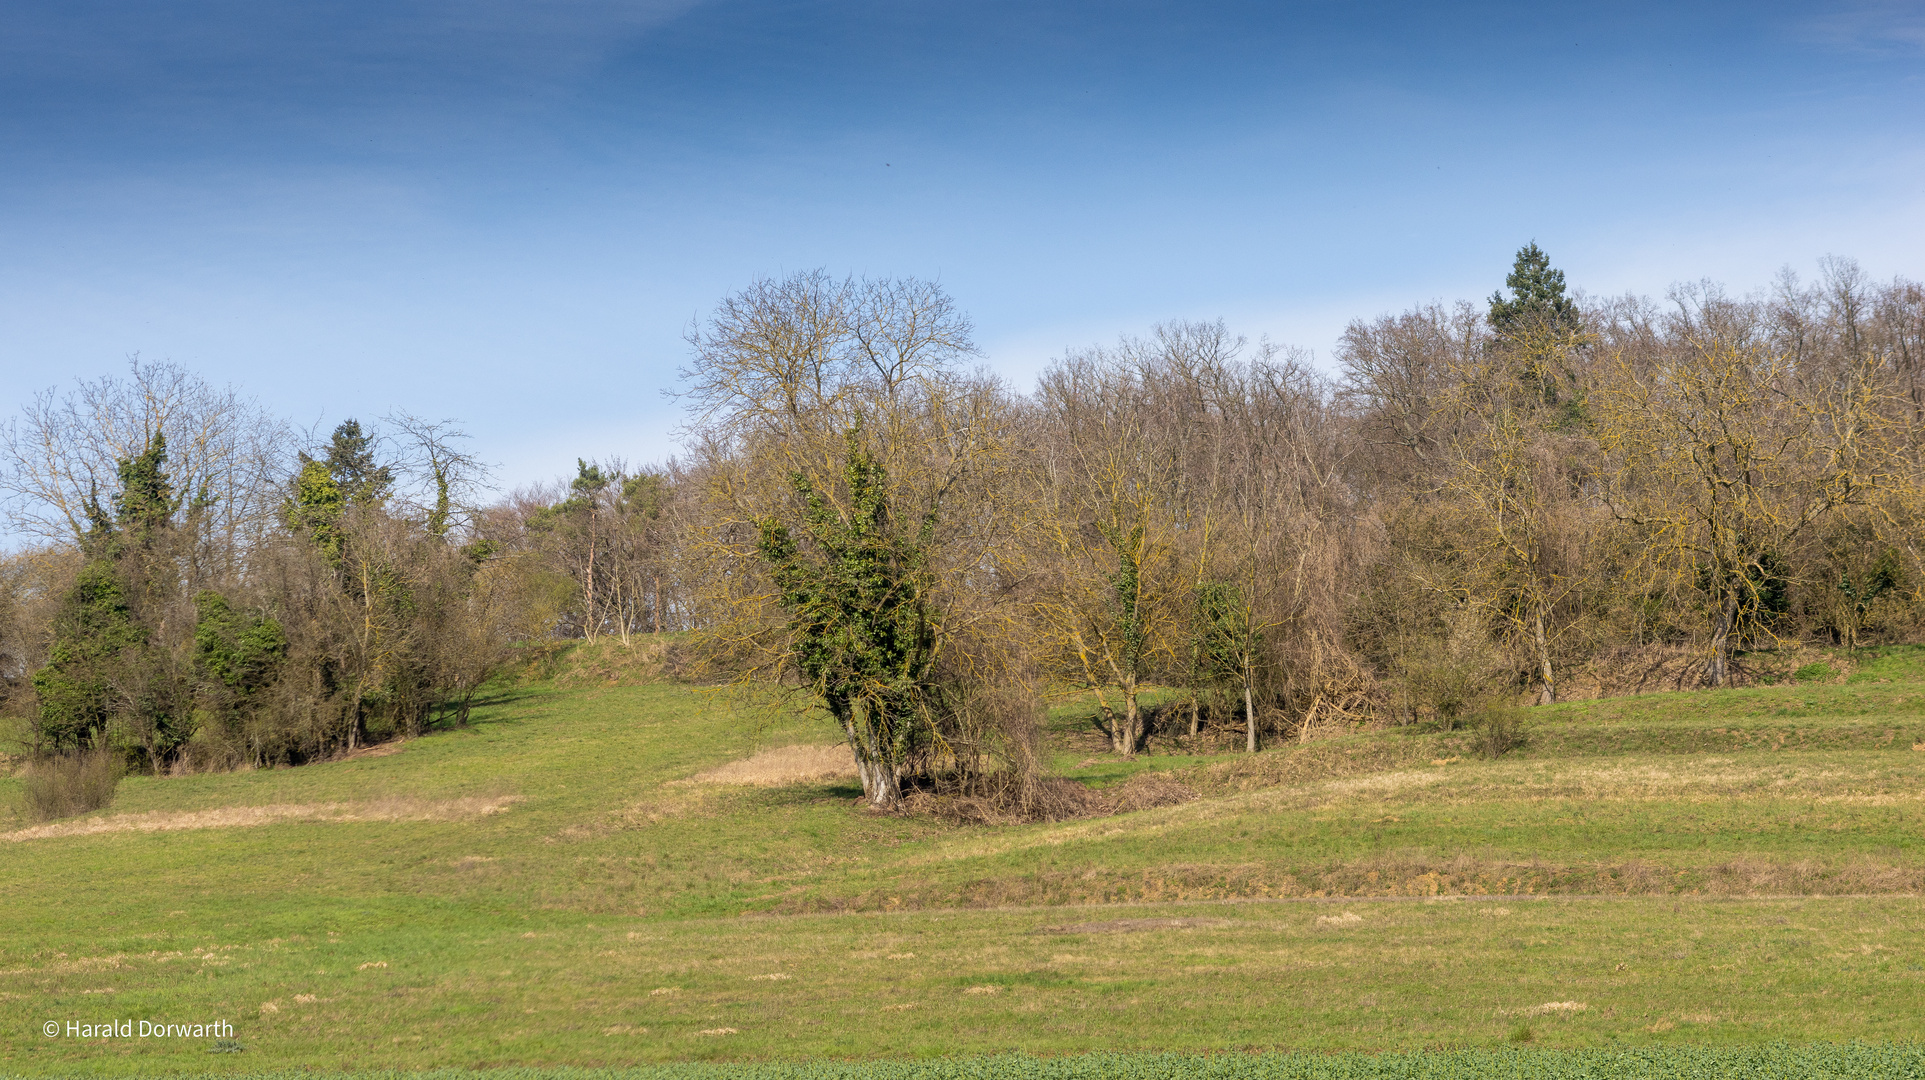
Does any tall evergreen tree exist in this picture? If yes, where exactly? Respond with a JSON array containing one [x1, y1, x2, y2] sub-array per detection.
[[1486, 242, 1587, 414], [323, 419, 393, 507], [1488, 242, 1582, 336]]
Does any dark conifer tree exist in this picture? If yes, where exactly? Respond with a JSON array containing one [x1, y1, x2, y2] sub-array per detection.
[[322, 419, 394, 507], [1489, 242, 1582, 336]]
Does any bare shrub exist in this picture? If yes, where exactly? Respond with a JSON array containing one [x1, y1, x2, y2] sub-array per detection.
[[19, 750, 121, 822], [1398, 606, 1514, 730], [1476, 708, 1530, 759], [1107, 769, 1200, 812]]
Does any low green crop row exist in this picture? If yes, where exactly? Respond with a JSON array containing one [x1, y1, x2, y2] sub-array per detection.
[[22, 1044, 1924, 1080]]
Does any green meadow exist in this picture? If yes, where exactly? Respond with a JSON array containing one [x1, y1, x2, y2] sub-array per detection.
[[3, 643, 1924, 1074]]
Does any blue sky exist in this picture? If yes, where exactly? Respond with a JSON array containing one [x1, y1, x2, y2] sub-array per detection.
[[1, 1, 1921, 492]]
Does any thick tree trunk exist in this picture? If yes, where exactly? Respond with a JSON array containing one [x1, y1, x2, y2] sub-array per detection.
[[1117, 674, 1142, 755], [844, 706, 901, 808], [855, 756, 901, 808]]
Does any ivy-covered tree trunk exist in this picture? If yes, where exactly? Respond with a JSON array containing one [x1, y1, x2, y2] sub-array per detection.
[[757, 430, 939, 809]]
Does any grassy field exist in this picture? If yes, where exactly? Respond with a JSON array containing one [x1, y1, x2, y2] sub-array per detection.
[[2, 643, 1923, 1074]]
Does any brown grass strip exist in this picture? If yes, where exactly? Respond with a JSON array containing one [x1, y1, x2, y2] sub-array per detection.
[[771, 854, 1925, 913], [686, 744, 855, 786], [2, 795, 519, 842]]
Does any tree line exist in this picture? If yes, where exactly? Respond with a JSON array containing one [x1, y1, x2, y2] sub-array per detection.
[[3, 249, 1922, 807]]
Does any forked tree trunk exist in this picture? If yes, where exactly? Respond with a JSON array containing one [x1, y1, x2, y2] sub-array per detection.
[[843, 707, 902, 808], [854, 756, 901, 807], [1705, 586, 1740, 689]]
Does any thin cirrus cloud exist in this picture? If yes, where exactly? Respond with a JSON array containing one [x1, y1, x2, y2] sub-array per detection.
[[0, 0, 1920, 496]]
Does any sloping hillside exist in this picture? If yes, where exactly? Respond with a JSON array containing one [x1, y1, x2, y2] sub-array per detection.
[[2, 645, 1922, 1072]]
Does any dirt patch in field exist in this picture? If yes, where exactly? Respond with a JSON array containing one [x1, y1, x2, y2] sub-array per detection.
[[337, 741, 409, 761], [2, 795, 520, 842], [686, 744, 856, 786]]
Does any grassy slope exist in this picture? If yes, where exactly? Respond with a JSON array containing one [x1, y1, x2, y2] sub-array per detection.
[[1, 644, 1922, 1073]]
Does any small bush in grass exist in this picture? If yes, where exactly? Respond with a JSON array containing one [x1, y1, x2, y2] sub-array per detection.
[[19, 750, 121, 822], [1508, 1021, 1535, 1043], [1477, 709, 1528, 759]]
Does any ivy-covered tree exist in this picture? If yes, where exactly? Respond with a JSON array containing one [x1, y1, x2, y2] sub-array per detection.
[[286, 459, 348, 567], [191, 590, 288, 760], [1187, 579, 1259, 740], [756, 429, 938, 807], [30, 559, 143, 751], [30, 433, 189, 763]]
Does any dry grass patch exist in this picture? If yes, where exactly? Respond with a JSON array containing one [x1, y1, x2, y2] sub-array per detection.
[[781, 848, 1925, 912], [687, 744, 855, 786], [2, 795, 519, 842], [1037, 917, 1229, 934]]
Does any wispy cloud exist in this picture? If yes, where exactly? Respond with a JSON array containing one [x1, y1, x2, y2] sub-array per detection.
[[1800, 2, 1925, 55], [0, 1, 707, 110]]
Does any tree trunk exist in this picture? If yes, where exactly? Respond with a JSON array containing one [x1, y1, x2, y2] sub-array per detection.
[[1243, 667, 1257, 754], [855, 755, 901, 807], [583, 535, 598, 642], [1532, 607, 1557, 705], [1088, 685, 1120, 749], [1705, 585, 1740, 688], [844, 706, 901, 808], [1118, 673, 1141, 755], [1298, 692, 1322, 744]]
